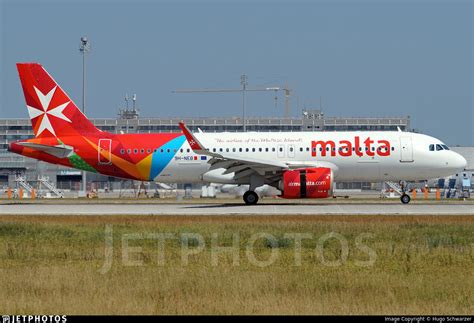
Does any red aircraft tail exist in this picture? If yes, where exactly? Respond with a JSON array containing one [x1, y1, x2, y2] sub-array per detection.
[[16, 63, 101, 138]]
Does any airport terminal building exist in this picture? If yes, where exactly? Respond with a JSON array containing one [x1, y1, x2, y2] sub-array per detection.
[[0, 108, 471, 195]]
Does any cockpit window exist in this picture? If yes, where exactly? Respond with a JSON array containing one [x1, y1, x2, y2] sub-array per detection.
[[430, 144, 449, 151]]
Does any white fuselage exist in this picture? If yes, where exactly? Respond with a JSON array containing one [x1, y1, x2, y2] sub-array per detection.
[[155, 131, 467, 184]]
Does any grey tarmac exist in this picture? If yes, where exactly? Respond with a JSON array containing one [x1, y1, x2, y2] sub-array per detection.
[[0, 203, 472, 215]]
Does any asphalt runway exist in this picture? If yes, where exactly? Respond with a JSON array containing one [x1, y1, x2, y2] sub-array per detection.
[[0, 203, 473, 215]]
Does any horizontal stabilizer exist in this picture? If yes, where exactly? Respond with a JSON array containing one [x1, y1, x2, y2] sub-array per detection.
[[17, 142, 73, 158]]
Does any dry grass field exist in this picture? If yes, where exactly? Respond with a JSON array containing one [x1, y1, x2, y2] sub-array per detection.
[[0, 214, 473, 314]]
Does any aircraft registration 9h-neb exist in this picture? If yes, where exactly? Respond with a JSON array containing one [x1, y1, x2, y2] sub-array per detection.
[[9, 63, 467, 204]]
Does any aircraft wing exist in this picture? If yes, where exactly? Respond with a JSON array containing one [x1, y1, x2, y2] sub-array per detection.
[[179, 122, 289, 183], [16, 142, 74, 158]]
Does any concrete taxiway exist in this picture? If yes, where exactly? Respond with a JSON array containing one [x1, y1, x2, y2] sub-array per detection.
[[0, 203, 473, 215]]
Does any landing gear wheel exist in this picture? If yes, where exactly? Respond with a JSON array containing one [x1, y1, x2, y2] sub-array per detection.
[[243, 191, 259, 205], [400, 194, 411, 204]]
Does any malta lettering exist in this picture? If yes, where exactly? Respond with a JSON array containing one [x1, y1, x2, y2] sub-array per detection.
[[311, 136, 391, 157]]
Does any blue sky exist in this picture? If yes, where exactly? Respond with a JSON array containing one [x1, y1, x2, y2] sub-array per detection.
[[1, 0, 472, 145]]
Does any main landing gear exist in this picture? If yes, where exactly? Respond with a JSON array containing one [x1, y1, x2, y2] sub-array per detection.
[[243, 191, 259, 205], [243, 175, 264, 205]]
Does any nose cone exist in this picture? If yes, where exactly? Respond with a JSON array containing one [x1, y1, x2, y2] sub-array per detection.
[[451, 152, 467, 170]]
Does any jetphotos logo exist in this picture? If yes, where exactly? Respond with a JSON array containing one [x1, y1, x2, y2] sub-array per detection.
[[1, 316, 66, 323], [311, 136, 391, 157]]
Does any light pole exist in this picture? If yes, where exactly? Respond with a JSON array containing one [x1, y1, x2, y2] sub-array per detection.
[[79, 36, 90, 195], [240, 74, 248, 132]]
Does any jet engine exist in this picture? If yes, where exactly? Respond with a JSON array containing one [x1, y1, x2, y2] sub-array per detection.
[[280, 167, 333, 199]]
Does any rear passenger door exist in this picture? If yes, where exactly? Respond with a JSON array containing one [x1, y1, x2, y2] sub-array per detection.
[[98, 139, 112, 165]]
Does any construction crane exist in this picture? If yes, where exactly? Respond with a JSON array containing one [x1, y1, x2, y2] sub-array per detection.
[[173, 74, 291, 131]]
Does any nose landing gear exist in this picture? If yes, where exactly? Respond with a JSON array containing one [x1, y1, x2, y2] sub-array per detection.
[[400, 194, 411, 204], [399, 181, 411, 204]]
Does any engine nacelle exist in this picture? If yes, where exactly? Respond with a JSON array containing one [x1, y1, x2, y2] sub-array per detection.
[[280, 167, 333, 199]]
